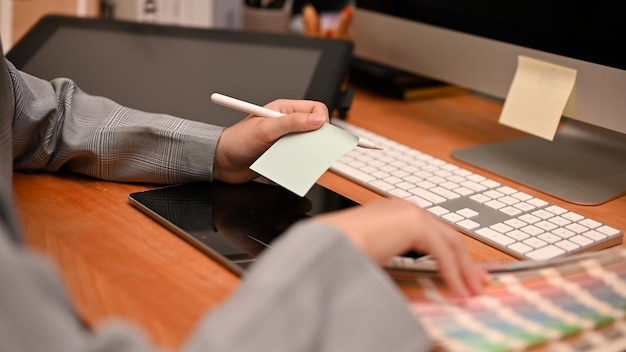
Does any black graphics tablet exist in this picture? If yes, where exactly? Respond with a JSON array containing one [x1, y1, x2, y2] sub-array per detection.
[[6, 15, 353, 127], [129, 181, 359, 275]]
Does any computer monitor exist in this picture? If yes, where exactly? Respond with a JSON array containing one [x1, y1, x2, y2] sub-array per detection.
[[352, 1, 626, 205]]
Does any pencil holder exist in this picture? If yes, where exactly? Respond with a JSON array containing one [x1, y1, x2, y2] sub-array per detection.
[[242, 0, 293, 34]]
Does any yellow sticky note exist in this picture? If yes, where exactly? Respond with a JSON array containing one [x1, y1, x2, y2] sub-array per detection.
[[499, 55, 577, 141], [250, 123, 358, 197]]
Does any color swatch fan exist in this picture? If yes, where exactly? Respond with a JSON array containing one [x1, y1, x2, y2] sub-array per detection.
[[391, 248, 626, 351]]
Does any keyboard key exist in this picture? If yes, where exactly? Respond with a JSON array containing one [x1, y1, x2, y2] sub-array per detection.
[[369, 180, 395, 193], [521, 225, 545, 236], [430, 187, 461, 200], [545, 205, 567, 215], [453, 187, 474, 196], [457, 219, 480, 230], [389, 188, 411, 199], [410, 188, 446, 204], [571, 235, 594, 247], [552, 228, 576, 239], [500, 206, 522, 216], [457, 208, 479, 218], [484, 190, 505, 199], [512, 192, 533, 201], [562, 212, 585, 222], [513, 202, 536, 212], [504, 218, 527, 229], [538, 232, 562, 244], [532, 209, 554, 220], [535, 221, 558, 232], [427, 206, 449, 216], [582, 230, 606, 241], [442, 212, 465, 223], [497, 186, 517, 195], [475, 228, 515, 246], [523, 237, 548, 249], [548, 216, 572, 227], [485, 200, 506, 210], [509, 242, 533, 254], [331, 162, 375, 183], [555, 240, 580, 251], [490, 223, 513, 233], [470, 194, 491, 203], [526, 245, 566, 260], [499, 196, 520, 205], [566, 223, 590, 234], [506, 230, 530, 241], [579, 218, 602, 229], [383, 176, 403, 185], [598, 225, 621, 236], [519, 214, 541, 224], [462, 181, 487, 192], [527, 198, 549, 208], [481, 180, 501, 188]]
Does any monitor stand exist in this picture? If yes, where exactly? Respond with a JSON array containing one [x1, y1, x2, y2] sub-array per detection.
[[451, 119, 626, 205]]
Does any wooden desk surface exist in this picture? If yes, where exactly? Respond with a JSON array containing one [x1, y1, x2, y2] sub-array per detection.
[[13, 89, 626, 349]]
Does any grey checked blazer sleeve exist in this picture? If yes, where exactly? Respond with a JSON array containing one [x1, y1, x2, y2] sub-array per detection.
[[9, 60, 222, 184], [184, 221, 433, 352]]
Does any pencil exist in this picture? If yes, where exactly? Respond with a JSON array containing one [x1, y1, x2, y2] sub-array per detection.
[[334, 6, 353, 39], [211, 93, 382, 150], [302, 4, 320, 37]]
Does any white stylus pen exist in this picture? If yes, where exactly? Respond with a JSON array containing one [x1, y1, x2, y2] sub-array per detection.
[[210, 93, 382, 150]]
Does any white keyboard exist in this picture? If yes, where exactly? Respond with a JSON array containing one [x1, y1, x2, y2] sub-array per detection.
[[331, 118, 623, 261]]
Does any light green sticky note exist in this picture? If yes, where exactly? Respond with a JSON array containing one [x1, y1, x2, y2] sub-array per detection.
[[250, 123, 359, 197]]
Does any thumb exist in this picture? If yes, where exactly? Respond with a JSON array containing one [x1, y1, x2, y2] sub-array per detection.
[[267, 112, 326, 138], [303, 112, 327, 130]]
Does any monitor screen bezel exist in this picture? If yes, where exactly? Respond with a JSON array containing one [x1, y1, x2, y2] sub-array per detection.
[[353, 1, 626, 72]]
